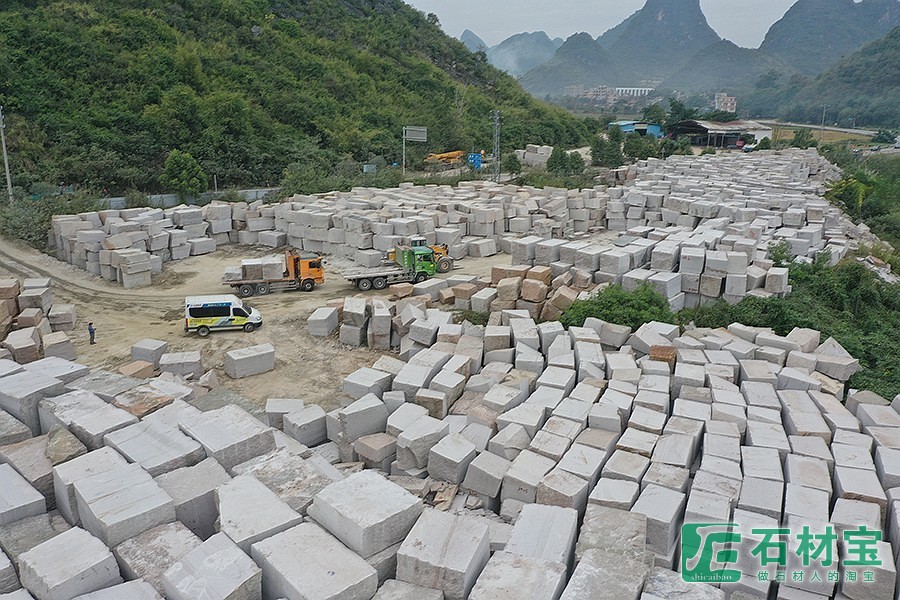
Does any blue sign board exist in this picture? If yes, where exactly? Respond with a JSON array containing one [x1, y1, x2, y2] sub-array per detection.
[[468, 153, 483, 169]]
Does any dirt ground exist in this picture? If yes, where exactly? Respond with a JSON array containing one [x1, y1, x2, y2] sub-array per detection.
[[0, 231, 618, 411], [0, 237, 497, 411]]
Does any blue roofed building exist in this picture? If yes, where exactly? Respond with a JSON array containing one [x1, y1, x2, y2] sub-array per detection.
[[609, 121, 663, 139]]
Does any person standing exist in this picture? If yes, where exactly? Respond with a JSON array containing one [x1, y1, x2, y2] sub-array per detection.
[[88, 322, 96, 345]]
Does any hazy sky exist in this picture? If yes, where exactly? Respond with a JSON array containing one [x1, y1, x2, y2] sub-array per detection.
[[406, 0, 799, 49]]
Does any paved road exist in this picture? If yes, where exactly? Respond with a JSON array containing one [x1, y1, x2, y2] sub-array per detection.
[[758, 121, 878, 137]]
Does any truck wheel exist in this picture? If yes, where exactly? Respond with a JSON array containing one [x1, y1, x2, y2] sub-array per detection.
[[256, 283, 270, 295], [414, 272, 428, 284], [437, 257, 453, 273], [357, 278, 373, 291], [373, 277, 387, 290], [300, 279, 315, 292], [197, 326, 210, 338], [243, 323, 256, 332], [238, 284, 254, 298]]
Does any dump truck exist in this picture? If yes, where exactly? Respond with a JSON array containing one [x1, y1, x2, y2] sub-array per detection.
[[343, 246, 436, 291], [223, 249, 325, 297], [387, 236, 453, 273]]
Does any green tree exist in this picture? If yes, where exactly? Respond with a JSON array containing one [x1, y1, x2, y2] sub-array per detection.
[[642, 104, 667, 125], [757, 136, 773, 150], [791, 129, 816, 149], [665, 97, 699, 131], [594, 135, 625, 167], [567, 152, 585, 175], [623, 133, 657, 161], [546, 147, 570, 175], [501, 153, 521, 175], [603, 141, 625, 167], [591, 136, 608, 167], [659, 137, 692, 158], [159, 150, 207, 199], [608, 125, 624, 146], [872, 130, 896, 145]]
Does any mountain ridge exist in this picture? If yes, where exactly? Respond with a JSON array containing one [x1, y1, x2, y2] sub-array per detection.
[[519, 32, 622, 97]]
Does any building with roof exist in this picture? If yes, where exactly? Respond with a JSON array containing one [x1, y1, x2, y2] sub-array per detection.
[[670, 120, 773, 148], [715, 93, 737, 113], [609, 121, 663, 139]]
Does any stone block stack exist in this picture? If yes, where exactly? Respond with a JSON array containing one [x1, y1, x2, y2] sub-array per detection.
[[0, 278, 78, 365], [44, 150, 870, 294], [289, 297, 900, 598], [1, 303, 900, 599]]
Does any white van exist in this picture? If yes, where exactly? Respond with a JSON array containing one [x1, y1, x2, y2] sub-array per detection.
[[184, 295, 262, 337]]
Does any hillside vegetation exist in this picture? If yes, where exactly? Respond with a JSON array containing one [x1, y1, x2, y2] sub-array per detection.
[[0, 0, 589, 194], [744, 26, 900, 127], [760, 0, 900, 76]]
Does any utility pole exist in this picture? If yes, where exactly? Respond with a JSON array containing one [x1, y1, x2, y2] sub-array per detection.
[[491, 110, 501, 183], [0, 107, 13, 204], [820, 104, 827, 142]]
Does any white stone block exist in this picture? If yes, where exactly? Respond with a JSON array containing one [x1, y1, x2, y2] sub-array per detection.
[[396, 509, 491, 600], [19, 528, 122, 600], [308, 470, 423, 559], [162, 532, 261, 600]]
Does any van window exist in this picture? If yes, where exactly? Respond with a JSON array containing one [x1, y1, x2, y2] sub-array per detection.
[[189, 305, 230, 318], [233, 307, 248, 318]]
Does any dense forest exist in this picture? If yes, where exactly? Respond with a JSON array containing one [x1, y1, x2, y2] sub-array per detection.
[[0, 0, 590, 194]]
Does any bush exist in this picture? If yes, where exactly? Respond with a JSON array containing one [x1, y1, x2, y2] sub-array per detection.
[[768, 240, 793, 267], [757, 136, 773, 150], [791, 129, 816, 149], [560, 284, 675, 330], [681, 261, 900, 398], [123, 190, 150, 209], [700, 147, 717, 155], [0, 193, 102, 250], [501, 153, 521, 175], [453, 310, 489, 326]]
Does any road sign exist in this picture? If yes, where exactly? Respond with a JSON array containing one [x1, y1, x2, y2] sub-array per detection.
[[362, 164, 377, 174], [403, 126, 428, 143], [467, 153, 483, 169]]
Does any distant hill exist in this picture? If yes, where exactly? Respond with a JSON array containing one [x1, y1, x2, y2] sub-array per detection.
[[606, 0, 721, 81], [551, 37, 564, 49], [519, 33, 622, 97], [760, 0, 900, 76], [486, 31, 559, 77], [779, 26, 900, 126], [596, 10, 639, 48], [460, 29, 487, 53], [0, 0, 590, 192], [659, 41, 798, 94]]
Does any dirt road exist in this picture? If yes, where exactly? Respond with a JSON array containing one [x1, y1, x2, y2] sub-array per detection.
[[0, 237, 507, 411]]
